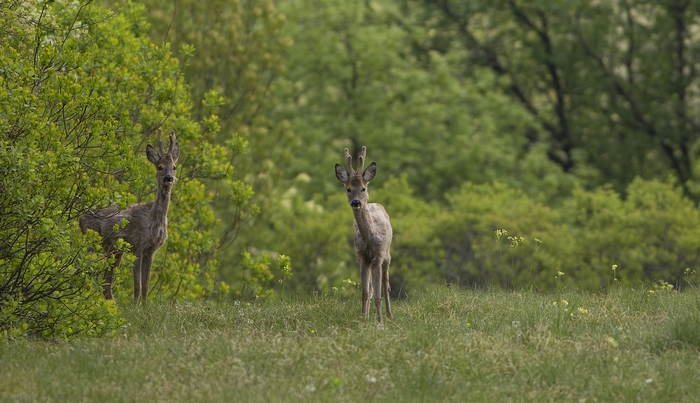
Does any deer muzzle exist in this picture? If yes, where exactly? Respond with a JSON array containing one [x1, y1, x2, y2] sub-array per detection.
[[350, 200, 362, 209], [164, 174, 175, 183]]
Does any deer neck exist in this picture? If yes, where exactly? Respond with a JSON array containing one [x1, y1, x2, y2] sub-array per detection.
[[352, 204, 376, 243], [150, 184, 172, 224]]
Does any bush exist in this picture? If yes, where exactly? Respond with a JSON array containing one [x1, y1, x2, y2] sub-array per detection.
[[564, 178, 700, 288], [383, 178, 700, 292], [0, 0, 232, 339], [437, 182, 571, 289]]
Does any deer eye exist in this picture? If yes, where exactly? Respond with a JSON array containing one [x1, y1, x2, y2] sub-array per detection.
[[173, 166, 177, 170], [158, 166, 164, 171], [361, 188, 366, 192], [346, 188, 351, 193]]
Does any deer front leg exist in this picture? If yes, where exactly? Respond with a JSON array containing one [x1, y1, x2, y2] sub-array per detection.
[[360, 263, 371, 320], [139, 251, 154, 301], [382, 258, 392, 320], [132, 255, 143, 302], [102, 251, 123, 300]]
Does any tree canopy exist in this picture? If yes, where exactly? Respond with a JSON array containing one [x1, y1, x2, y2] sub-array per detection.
[[4, 0, 700, 339], [420, 0, 700, 197]]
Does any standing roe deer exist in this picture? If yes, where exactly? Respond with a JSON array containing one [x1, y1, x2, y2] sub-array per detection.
[[79, 129, 180, 301], [335, 146, 393, 323]]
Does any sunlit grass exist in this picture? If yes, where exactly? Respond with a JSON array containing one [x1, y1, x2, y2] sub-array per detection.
[[1, 286, 700, 402]]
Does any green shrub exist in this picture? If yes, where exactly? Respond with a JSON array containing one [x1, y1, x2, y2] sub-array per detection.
[[438, 182, 572, 289], [273, 175, 700, 295], [382, 178, 700, 292], [564, 178, 700, 288], [0, 0, 237, 339], [263, 187, 353, 296], [380, 175, 444, 295]]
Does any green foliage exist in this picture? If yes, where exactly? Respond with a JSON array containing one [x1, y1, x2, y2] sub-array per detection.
[[141, 0, 289, 137], [379, 176, 443, 294], [131, 0, 700, 297], [258, 173, 700, 296], [267, 189, 352, 294], [438, 182, 569, 289], [0, 0, 243, 339], [275, 0, 571, 201], [0, 0, 129, 340], [231, 251, 292, 300], [5, 0, 700, 345], [390, 178, 700, 291], [420, 0, 700, 198], [565, 178, 700, 288], [133, 0, 296, 286], [239, 0, 573, 295]]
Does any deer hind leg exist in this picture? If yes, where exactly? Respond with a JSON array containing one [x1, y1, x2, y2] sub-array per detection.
[[382, 258, 392, 319], [372, 262, 383, 324], [361, 263, 371, 319], [103, 251, 123, 300]]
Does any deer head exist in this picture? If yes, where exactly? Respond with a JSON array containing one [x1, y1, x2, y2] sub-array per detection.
[[146, 129, 180, 189], [335, 146, 377, 210]]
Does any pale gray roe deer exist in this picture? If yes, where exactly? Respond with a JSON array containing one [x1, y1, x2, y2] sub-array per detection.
[[79, 130, 180, 301], [335, 146, 393, 323]]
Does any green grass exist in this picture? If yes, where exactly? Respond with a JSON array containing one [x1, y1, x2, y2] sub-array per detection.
[[2, 285, 700, 402]]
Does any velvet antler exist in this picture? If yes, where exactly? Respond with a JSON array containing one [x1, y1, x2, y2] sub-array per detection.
[[344, 148, 355, 175]]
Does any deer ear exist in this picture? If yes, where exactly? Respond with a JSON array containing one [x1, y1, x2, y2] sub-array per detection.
[[335, 164, 349, 183], [170, 141, 180, 163], [362, 162, 376, 182], [146, 145, 160, 165]]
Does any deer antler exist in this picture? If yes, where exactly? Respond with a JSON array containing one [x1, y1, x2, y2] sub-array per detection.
[[344, 148, 355, 175], [157, 128, 165, 156], [356, 146, 367, 174]]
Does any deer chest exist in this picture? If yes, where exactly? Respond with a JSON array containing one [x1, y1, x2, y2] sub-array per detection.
[[149, 226, 168, 248]]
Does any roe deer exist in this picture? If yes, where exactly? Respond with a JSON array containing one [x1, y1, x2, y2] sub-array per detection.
[[335, 146, 393, 323], [79, 130, 180, 301]]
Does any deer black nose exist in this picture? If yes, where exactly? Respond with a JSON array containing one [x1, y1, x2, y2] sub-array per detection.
[[164, 174, 174, 183], [350, 200, 361, 208]]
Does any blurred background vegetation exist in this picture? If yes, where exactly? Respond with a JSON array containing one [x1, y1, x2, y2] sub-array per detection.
[[4, 0, 700, 338]]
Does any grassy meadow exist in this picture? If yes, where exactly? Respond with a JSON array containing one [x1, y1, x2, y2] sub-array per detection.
[[2, 285, 700, 402]]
